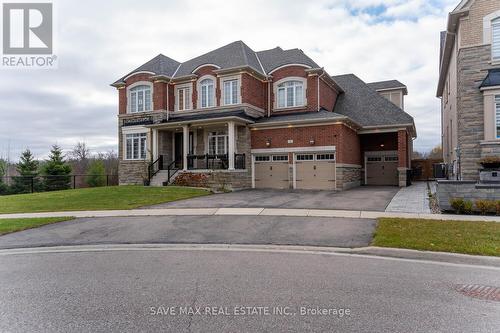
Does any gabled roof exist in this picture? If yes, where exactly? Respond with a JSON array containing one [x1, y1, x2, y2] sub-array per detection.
[[480, 68, 500, 89], [367, 80, 408, 94], [332, 74, 415, 131], [112, 54, 181, 86], [174, 41, 265, 77], [256, 47, 320, 73]]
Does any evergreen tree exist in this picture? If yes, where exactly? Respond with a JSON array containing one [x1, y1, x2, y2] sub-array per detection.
[[86, 160, 106, 187], [0, 159, 7, 195], [11, 149, 41, 193], [42, 145, 72, 191]]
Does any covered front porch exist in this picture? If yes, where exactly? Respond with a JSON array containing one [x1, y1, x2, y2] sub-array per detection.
[[147, 118, 252, 184]]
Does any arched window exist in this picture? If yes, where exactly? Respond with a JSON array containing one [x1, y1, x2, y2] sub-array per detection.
[[200, 78, 215, 108], [129, 85, 152, 113], [277, 80, 304, 108], [492, 17, 500, 61]]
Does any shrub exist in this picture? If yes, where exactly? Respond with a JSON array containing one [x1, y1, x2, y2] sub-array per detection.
[[475, 200, 496, 215], [86, 160, 106, 187], [450, 198, 465, 214], [479, 156, 500, 169], [496, 201, 500, 216], [463, 200, 473, 215], [173, 173, 208, 187]]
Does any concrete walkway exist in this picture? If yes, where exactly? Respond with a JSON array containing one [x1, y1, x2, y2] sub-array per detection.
[[1, 207, 499, 221], [385, 181, 431, 214]]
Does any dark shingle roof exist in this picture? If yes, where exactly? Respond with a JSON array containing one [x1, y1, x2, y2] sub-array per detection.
[[165, 110, 256, 123], [112, 54, 181, 85], [480, 68, 500, 88], [255, 109, 345, 124], [256, 47, 320, 73], [367, 80, 407, 93], [332, 74, 414, 127], [174, 41, 264, 77]]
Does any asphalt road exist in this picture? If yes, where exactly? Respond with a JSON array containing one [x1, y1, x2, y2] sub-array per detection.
[[0, 246, 499, 333], [147, 187, 399, 211], [0, 215, 376, 249]]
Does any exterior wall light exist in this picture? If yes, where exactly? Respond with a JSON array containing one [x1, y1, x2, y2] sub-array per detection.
[[266, 139, 271, 147], [310, 138, 315, 145]]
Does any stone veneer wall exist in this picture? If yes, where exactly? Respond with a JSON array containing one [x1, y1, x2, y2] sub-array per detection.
[[457, 45, 493, 181], [437, 180, 500, 211], [336, 165, 361, 190], [119, 161, 147, 185], [176, 170, 251, 191]]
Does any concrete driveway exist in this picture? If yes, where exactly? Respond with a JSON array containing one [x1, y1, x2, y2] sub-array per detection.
[[0, 215, 376, 249], [148, 186, 399, 211]]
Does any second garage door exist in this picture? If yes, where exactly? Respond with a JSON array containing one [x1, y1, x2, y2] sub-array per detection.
[[254, 155, 290, 189], [295, 153, 336, 190], [365, 155, 398, 185]]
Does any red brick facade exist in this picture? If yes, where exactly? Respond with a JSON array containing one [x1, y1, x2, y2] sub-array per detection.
[[241, 73, 266, 110]]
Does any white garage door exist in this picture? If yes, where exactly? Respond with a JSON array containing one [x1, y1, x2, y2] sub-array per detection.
[[254, 155, 290, 189], [295, 153, 336, 190], [365, 155, 398, 186]]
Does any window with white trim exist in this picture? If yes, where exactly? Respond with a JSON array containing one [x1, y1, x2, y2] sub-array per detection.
[[200, 78, 215, 108], [296, 154, 314, 161], [384, 156, 398, 162], [223, 79, 239, 105], [273, 155, 289, 161], [277, 80, 304, 108], [495, 95, 500, 138], [125, 133, 147, 160], [255, 155, 270, 162], [177, 86, 191, 111], [129, 85, 152, 113], [316, 153, 335, 161], [493, 18, 500, 61], [208, 131, 227, 155]]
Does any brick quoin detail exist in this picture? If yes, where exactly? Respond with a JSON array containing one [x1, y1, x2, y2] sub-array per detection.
[[251, 124, 361, 165]]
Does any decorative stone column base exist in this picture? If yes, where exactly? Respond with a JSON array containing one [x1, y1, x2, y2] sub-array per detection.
[[398, 167, 408, 187]]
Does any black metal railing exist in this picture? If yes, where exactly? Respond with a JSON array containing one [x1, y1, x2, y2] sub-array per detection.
[[148, 155, 164, 182], [166, 160, 179, 185], [186, 153, 245, 170]]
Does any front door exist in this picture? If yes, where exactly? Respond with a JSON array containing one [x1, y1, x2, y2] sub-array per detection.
[[174, 132, 194, 169]]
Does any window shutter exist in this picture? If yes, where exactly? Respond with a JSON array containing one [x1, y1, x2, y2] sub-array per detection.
[[492, 19, 500, 61]]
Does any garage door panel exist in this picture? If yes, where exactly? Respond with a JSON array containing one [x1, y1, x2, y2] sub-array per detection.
[[366, 156, 398, 186], [255, 161, 289, 189], [296, 160, 336, 190]]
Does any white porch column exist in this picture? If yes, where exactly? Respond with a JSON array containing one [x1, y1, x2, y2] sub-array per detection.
[[228, 121, 236, 170], [152, 129, 159, 161], [182, 125, 189, 171]]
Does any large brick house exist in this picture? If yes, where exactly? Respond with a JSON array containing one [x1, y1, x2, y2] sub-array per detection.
[[111, 41, 416, 191], [437, 0, 500, 180]]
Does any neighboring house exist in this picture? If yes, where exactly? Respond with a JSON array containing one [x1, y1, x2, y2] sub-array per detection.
[[111, 41, 416, 191], [437, 0, 500, 180]]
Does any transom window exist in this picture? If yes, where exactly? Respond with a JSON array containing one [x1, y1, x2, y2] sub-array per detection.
[[316, 154, 335, 161], [255, 155, 270, 162], [495, 95, 500, 138], [384, 156, 399, 162], [273, 155, 289, 161], [277, 80, 304, 108], [208, 131, 227, 155], [367, 157, 382, 162], [200, 78, 215, 108], [296, 154, 314, 161], [125, 133, 147, 160], [129, 85, 152, 113], [223, 79, 239, 105], [177, 86, 191, 111], [493, 18, 500, 61]]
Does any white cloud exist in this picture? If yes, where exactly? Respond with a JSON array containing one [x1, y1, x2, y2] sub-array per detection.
[[0, 0, 455, 160]]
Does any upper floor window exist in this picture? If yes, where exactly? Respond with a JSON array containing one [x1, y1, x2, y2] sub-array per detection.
[[176, 85, 191, 111], [495, 95, 500, 138], [200, 78, 215, 108], [223, 79, 239, 105], [493, 18, 500, 62], [277, 80, 304, 108], [129, 85, 152, 113]]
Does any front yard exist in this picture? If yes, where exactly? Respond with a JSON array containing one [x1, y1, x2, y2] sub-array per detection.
[[0, 217, 74, 235], [0, 186, 210, 214], [373, 218, 500, 256]]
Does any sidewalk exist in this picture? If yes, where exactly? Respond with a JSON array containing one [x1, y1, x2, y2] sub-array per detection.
[[385, 181, 431, 214], [1, 207, 499, 222]]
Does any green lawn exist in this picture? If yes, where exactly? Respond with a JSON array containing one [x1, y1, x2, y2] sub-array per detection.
[[0, 217, 74, 235], [373, 218, 500, 256], [0, 186, 210, 214]]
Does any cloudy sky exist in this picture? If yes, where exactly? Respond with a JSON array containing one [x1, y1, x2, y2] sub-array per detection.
[[0, 0, 458, 161]]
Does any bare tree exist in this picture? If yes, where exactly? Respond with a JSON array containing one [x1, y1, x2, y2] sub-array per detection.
[[70, 142, 91, 174], [428, 145, 443, 160]]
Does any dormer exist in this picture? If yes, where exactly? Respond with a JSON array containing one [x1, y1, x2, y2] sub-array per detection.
[[367, 80, 408, 110]]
